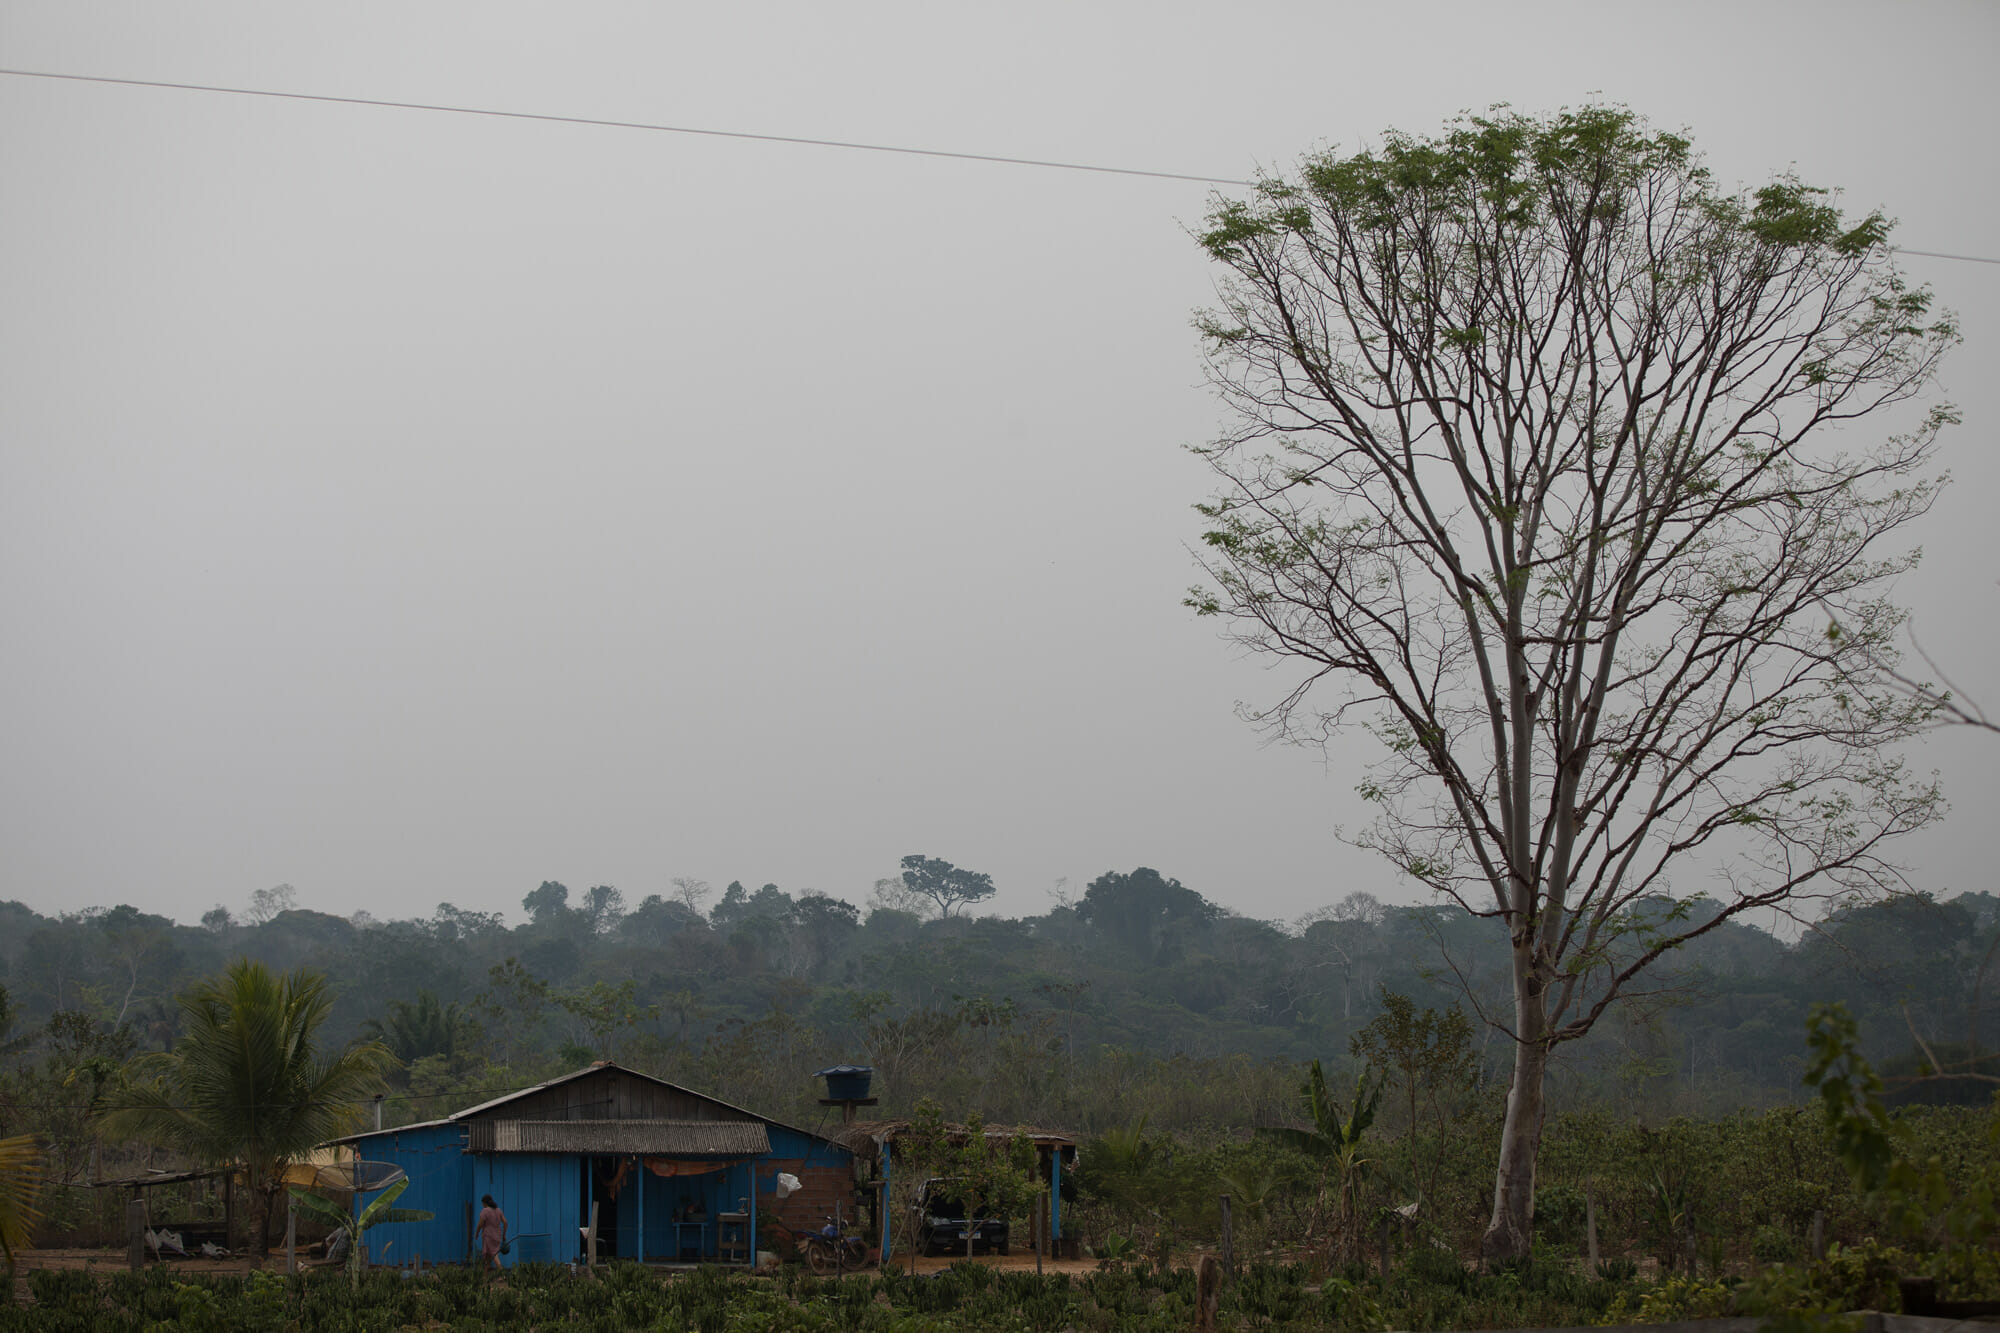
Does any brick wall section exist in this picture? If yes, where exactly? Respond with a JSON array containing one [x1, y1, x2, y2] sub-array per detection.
[[761, 1160, 858, 1241]]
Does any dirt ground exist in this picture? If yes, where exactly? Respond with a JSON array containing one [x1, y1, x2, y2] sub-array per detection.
[[13, 1244, 1107, 1281], [15, 1246, 338, 1278], [881, 1250, 1105, 1277]]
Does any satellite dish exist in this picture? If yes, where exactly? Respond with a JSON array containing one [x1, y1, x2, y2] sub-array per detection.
[[302, 1159, 407, 1193]]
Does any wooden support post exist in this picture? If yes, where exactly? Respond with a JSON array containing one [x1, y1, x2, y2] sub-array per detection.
[[1809, 1210, 1824, 1262], [285, 1199, 297, 1275], [1197, 1254, 1221, 1333], [127, 1196, 146, 1272], [1219, 1194, 1234, 1279], [587, 1201, 599, 1272], [1037, 1188, 1047, 1276], [1585, 1188, 1599, 1268], [223, 1173, 235, 1253]]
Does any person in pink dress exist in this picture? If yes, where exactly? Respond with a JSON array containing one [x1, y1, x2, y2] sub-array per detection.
[[476, 1194, 508, 1273]]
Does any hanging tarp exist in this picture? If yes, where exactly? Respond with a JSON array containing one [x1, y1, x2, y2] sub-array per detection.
[[477, 1119, 771, 1155], [643, 1157, 731, 1178]]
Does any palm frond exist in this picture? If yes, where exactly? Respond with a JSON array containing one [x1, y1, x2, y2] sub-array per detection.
[[0, 1134, 47, 1274]]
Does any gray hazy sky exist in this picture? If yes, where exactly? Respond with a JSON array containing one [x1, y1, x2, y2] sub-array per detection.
[[3, 1, 1996, 930]]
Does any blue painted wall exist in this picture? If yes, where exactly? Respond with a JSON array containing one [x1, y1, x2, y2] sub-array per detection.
[[765, 1125, 846, 1173], [474, 1152, 581, 1267], [343, 1123, 472, 1268], [340, 1122, 849, 1267]]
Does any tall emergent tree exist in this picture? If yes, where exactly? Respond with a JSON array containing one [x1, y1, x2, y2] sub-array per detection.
[[104, 960, 394, 1259], [1189, 107, 1956, 1261], [899, 854, 997, 919]]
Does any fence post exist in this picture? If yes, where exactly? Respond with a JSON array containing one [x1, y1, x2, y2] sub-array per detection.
[[1037, 1187, 1047, 1276], [1810, 1210, 1825, 1262], [1197, 1254, 1221, 1332], [127, 1195, 146, 1272], [1219, 1194, 1234, 1279]]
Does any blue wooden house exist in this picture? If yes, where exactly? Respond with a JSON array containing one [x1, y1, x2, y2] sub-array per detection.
[[324, 1062, 856, 1268]]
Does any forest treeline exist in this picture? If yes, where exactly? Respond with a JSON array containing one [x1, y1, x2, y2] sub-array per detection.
[[3, 867, 1995, 1195]]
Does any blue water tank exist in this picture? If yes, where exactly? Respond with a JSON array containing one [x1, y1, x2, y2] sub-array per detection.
[[813, 1065, 874, 1101]]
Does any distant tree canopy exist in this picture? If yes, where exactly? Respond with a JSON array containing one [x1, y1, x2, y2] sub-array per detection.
[[1077, 869, 1218, 964], [0, 879, 1992, 1174], [899, 855, 996, 919], [521, 880, 571, 926]]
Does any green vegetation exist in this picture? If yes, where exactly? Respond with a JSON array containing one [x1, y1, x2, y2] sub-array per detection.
[[5, 1261, 1380, 1333], [0, 877, 1995, 1258], [3, 883, 1993, 1151], [287, 1177, 435, 1284], [0, 1134, 44, 1287], [98, 961, 394, 1256], [1191, 103, 1958, 1261]]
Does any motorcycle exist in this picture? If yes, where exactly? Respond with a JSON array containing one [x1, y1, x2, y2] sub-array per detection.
[[801, 1214, 870, 1275]]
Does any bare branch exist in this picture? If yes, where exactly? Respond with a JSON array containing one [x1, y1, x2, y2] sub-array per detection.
[[1191, 107, 1958, 1261]]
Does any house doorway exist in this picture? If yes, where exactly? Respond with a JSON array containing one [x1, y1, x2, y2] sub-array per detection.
[[582, 1156, 632, 1259]]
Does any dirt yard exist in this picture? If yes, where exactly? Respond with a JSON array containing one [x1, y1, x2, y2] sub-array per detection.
[[14, 1243, 1110, 1281], [14, 1246, 338, 1278]]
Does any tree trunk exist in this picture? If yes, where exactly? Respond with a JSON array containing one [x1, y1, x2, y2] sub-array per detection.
[[1480, 948, 1550, 1264], [254, 1187, 277, 1266]]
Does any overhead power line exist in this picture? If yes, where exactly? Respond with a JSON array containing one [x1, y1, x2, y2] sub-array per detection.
[[0, 66, 1251, 188], [0, 66, 1993, 265], [1895, 249, 2000, 267]]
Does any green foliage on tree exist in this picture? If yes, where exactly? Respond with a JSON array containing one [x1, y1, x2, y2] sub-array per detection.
[[898, 856, 996, 920], [1351, 989, 1479, 1205], [102, 960, 394, 1258], [520, 881, 571, 926], [0, 1134, 45, 1291], [1804, 1002, 1998, 1258], [894, 1097, 1038, 1267], [1258, 1059, 1384, 1261], [287, 1178, 434, 1284], [1191, 103, 1959, 1261], [359, 990, 476, 1066], [1077, 870, 1217, 964]]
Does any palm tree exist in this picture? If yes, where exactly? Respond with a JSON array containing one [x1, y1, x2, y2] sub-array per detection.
[[103, 960, 394, 1261], [0, 1134, 46, 1291], [360, 990, 473, 1065]]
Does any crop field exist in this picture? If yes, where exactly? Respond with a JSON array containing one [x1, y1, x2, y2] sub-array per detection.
[[0, 1247, 1839, 1333], [0, 1252, 1644, 1333]]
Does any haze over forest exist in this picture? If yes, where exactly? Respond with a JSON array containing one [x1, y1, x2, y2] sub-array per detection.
[[4, 872, 1995, 1186], [4, 3, 1999, 935]]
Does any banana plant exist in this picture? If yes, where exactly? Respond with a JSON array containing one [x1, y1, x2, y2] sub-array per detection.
[[288, 1178, 434, 1282], [1256, 1059, 1383, 1260]]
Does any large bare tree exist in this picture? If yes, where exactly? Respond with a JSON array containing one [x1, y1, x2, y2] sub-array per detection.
[[1188, 108, 1957, 1261]]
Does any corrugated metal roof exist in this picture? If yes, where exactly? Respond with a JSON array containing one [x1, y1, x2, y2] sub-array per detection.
[[321, 1117, 456, 1148], [477, 1118, 771, 1156], [443, 1061, 828, 1145], [829, 1118, 1079, 1156]]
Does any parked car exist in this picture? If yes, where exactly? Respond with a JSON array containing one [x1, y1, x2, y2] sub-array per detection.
[[916, 1178, 1011, 1255]]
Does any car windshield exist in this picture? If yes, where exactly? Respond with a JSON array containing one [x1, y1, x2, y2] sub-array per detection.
[[924, 1182, 977, 1215]]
